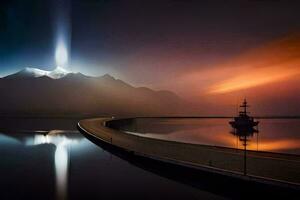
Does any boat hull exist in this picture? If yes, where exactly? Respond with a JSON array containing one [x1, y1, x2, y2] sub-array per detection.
[[229, 120, 259, 129]]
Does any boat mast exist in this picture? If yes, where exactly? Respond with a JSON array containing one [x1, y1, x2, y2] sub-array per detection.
[[240, 98, 249, 116]]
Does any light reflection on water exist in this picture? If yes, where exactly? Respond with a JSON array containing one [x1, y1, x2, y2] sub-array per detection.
[[1, 117, 299, 199], [24, 131, 81, 200], [122, 118, 300, 154], [55, 144, 68, 200], [0, 127, 226, 200]]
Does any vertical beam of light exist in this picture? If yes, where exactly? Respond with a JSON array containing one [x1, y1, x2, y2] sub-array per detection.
[[55, 38, 68, 68], [53, 0, 71, 70]]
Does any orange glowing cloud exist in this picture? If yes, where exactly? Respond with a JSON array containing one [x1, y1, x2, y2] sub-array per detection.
[[207, 33, 300, 94], [155, 33, 300, 115], [209, 65, 300, 94]]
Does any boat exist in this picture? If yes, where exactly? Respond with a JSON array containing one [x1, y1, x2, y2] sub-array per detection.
[[229, 99, 259, 129]]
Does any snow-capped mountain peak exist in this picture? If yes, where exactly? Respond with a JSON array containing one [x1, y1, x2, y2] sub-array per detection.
[[47, 67, 70, 79], [20, 67, 70, 79], [23, 67, 49, 77]]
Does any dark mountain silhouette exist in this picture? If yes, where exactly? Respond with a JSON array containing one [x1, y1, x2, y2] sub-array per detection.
[[0, 67, 189, 117]]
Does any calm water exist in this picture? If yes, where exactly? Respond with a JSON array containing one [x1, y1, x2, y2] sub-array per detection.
[[1, 118, 300, 200], [122, 118, 300, 155], [0, 118, 227, 200]]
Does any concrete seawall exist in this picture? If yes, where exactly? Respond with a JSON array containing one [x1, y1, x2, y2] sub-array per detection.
[[78, 117, 300, 189]]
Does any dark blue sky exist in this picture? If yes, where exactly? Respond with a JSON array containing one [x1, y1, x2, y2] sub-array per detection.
[[0, 0, 300, 84]]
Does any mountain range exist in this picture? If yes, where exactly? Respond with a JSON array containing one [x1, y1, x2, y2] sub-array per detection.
[[0, 67, 189, 117], [4, 67, 70, 79]]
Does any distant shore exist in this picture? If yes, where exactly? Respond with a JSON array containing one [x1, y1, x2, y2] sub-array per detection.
[[1, 115, 300, 119]]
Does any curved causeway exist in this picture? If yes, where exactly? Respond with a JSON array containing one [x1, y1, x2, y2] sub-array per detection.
[[77, 117, 300, 189]]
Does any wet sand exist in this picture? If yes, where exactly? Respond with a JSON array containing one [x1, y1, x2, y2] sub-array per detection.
[[78, 117, 300, 188]]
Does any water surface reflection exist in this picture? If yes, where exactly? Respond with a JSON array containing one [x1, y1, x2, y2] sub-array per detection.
[[31, 132, 80, 200], [3, 131, 82, 200], [0, 118, 228, 200], [121, 118, 300, 154]]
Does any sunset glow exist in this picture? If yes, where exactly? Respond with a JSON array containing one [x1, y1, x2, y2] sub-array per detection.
[[207, 34, 300, 94], [209, 65, 300, 94], [2, 1, 300, 198]]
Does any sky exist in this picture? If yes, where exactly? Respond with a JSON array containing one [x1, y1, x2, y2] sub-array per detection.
[[0, 0, 300, 115]]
